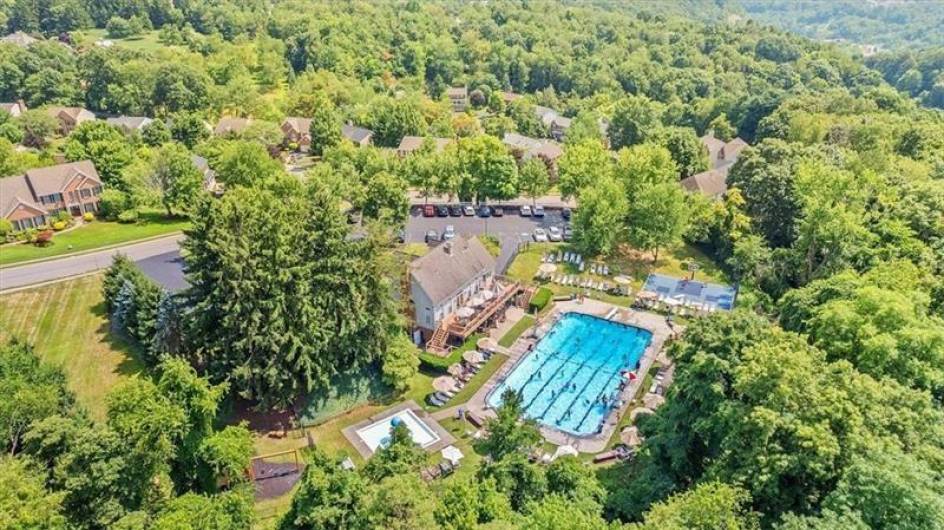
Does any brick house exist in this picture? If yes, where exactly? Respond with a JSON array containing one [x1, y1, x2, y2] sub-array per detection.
[[281, 117, 313, 151], [1, 160, 104, 231], [446, 86, 469, 112]]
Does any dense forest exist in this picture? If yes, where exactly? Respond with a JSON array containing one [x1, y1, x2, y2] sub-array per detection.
[[2, 1, 943, 529]]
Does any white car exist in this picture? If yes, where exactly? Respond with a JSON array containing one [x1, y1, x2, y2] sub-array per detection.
[[443, 225, 456, 240], [533, 228, 548, 242], [547, 226, 562, 242], [520, 205, 532, 216], [533, 205, 545, 217]]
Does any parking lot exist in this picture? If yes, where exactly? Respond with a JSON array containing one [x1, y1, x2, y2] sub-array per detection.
[[404, 204, 571, 244]]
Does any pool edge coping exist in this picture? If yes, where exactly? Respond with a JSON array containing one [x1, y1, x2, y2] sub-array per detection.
[[340, 400, 456, 460]]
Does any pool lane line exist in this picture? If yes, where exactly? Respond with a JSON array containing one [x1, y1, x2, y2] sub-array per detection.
[[519, 322, 588, 413], [573, 335, 651, 433], [550, 335, 626, 431]]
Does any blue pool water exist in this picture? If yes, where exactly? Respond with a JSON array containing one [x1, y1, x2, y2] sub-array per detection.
[[486, 312, 652, 436]]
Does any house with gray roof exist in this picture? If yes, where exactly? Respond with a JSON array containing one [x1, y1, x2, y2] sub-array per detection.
[[106, 116, 153, 134], [410, 236, 496, 334], [1, 100, 27, 118], [1, 31, 38, 48], [534, 105, 571, 141], [341, 123, 374, 147], [45, 106, 95, 134], [396, 136, 453, 157], [503, 132, 563, 178], [681, 133, 751, 199], [214, 117, 252, 136]]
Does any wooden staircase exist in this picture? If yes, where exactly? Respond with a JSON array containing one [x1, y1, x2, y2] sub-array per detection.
[[425, 317, 452, 355]]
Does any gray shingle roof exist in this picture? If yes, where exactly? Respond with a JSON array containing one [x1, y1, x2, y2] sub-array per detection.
[[680, 169, 727, 198], [25, 160, 101, 197], [410, 236, 496, 305], [342, 124, 373, 144]]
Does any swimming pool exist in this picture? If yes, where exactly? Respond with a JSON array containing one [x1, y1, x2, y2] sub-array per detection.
[[355, 409, 440, 454], [486, 312, 652, 436]]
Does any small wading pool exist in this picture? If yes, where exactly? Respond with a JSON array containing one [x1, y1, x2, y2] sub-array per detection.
[[487, 312, 652, 436], [355, 409, 440, 454]]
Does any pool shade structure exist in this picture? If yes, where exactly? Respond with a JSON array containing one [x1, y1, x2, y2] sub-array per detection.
[[433, 376, 460, 393], [441, 445, 464, 465], [642, 273, 737, 310], [463, 350, 486, 365]]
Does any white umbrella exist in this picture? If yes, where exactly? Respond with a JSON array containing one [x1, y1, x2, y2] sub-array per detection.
[[470, 295, 485, 307], [441, 445, 464, 465], [433, 376, 459, 393], [620, 426, 642, 447], [644, 393, 666, 409], [447, 363, 464, 377], [614, 275, 632, 285], [480, 289, 495, 301], [629, 407, 654, 421], [539, 263, 557, 274], [663, 297, 682, 307], [456, 306, 475, 319], [463, 350, 485, 365], [552, 444, 579, 460]]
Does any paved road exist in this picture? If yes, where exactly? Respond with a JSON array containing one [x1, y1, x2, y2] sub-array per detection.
[[0, 234, 184, 292]]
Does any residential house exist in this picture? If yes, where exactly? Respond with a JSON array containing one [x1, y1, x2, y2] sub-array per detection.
[[396, 136, 453, 157], [106, 116, 153, 134], [341, 123, 374, 147], [503, 132, 563, 179], [534, 105, 571, 141], [1, 31, 38, 48], [680, 133, 750, 199], [410, 236, 496, 337], [1, 160, 103, 231], [46, 106, 95, 134], [501, 91, 522, 105], [191, 155, 222, 196], [1, 100, 27, 118], [446, 86, 469, 112], [213, 117, 251, 137], [281, 117, 313, 151]]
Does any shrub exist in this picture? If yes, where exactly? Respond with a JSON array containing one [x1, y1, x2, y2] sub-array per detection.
[[106, 17, 133, 38], [52, 221, 66, 231], [0, 218, 12, 238], [55, 210, 71, 223], [529, 287, 552, 313], [117, 210, 139, 224], [83, 212, 94, 222], [35, 230, 54, 246], [99, 189, 129, 220]]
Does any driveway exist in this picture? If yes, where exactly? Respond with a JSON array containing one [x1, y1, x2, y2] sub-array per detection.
[[0, 234, 183, 292]]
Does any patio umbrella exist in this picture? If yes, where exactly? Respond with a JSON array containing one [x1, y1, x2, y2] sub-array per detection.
[[614, 275, 632, 284], [644, 393, 666, 409], [480, 289, 495, 300], [447, 363, 464, 377], [441, 445, 464, 465], [463, 350, 485, 365], [636, 290, 658, 300], [470, 294, 485, 307], [456, 306, 475, 319], [663, 297, 682, 307], [433, 376, 459, 393], [629, 407, 654, 422], [539, 263, 557, 274], [620, 426, 642, 448], [552, 444, 579, 461]]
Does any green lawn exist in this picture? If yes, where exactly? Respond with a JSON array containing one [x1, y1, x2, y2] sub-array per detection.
[[71, 29, 172, 53], [0, 274, 144, 421], [498, 315, 535, 347], [0, 211, 188, 266], [418, 333, 484, 370], [507, 242, 729, 307]]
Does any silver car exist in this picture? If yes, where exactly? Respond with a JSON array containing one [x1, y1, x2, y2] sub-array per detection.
[[533, 228, 548, 242], [547, 226, 562, 242], [443, 225, 456, 240]]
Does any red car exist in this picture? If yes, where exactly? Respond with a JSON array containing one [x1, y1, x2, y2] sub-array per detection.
[[422, 204, 436, 217]]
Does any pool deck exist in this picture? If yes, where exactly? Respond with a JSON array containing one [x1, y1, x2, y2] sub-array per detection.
[[432, 299, 677, 454], [341, 400, 456, 459]]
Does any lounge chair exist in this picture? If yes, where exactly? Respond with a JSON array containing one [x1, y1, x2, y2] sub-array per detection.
[[602, 265, 609, 275], [579, 262, 585, 272], [427, 393, 446, 407], [592, 450, 620, 464]]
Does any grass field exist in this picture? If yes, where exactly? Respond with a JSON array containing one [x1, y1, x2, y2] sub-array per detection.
[[498, 315, 535, 347], [0, 274, 144, 420], [0, 211, 188, 266], [71, 29, 171, 53]]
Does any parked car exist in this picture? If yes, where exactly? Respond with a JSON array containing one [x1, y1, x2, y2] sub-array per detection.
[[548, 226, 562, 242], [492, 205, 504, 217], [463, 204, 475, 216], [563, 224, 574, 241], [520, 205, 532, 216], [533, 228, 548, 242], [422, 204, 436, 217], [478, 205, 492, 217], [443, 225, 456, 240], [425, 230, 439, 243], [448, 204, 463, 216], [435, 205, 449, 217], [561, 207, 571, 220], [533, 205, 545, 217], [411, 205, 424, 216]]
